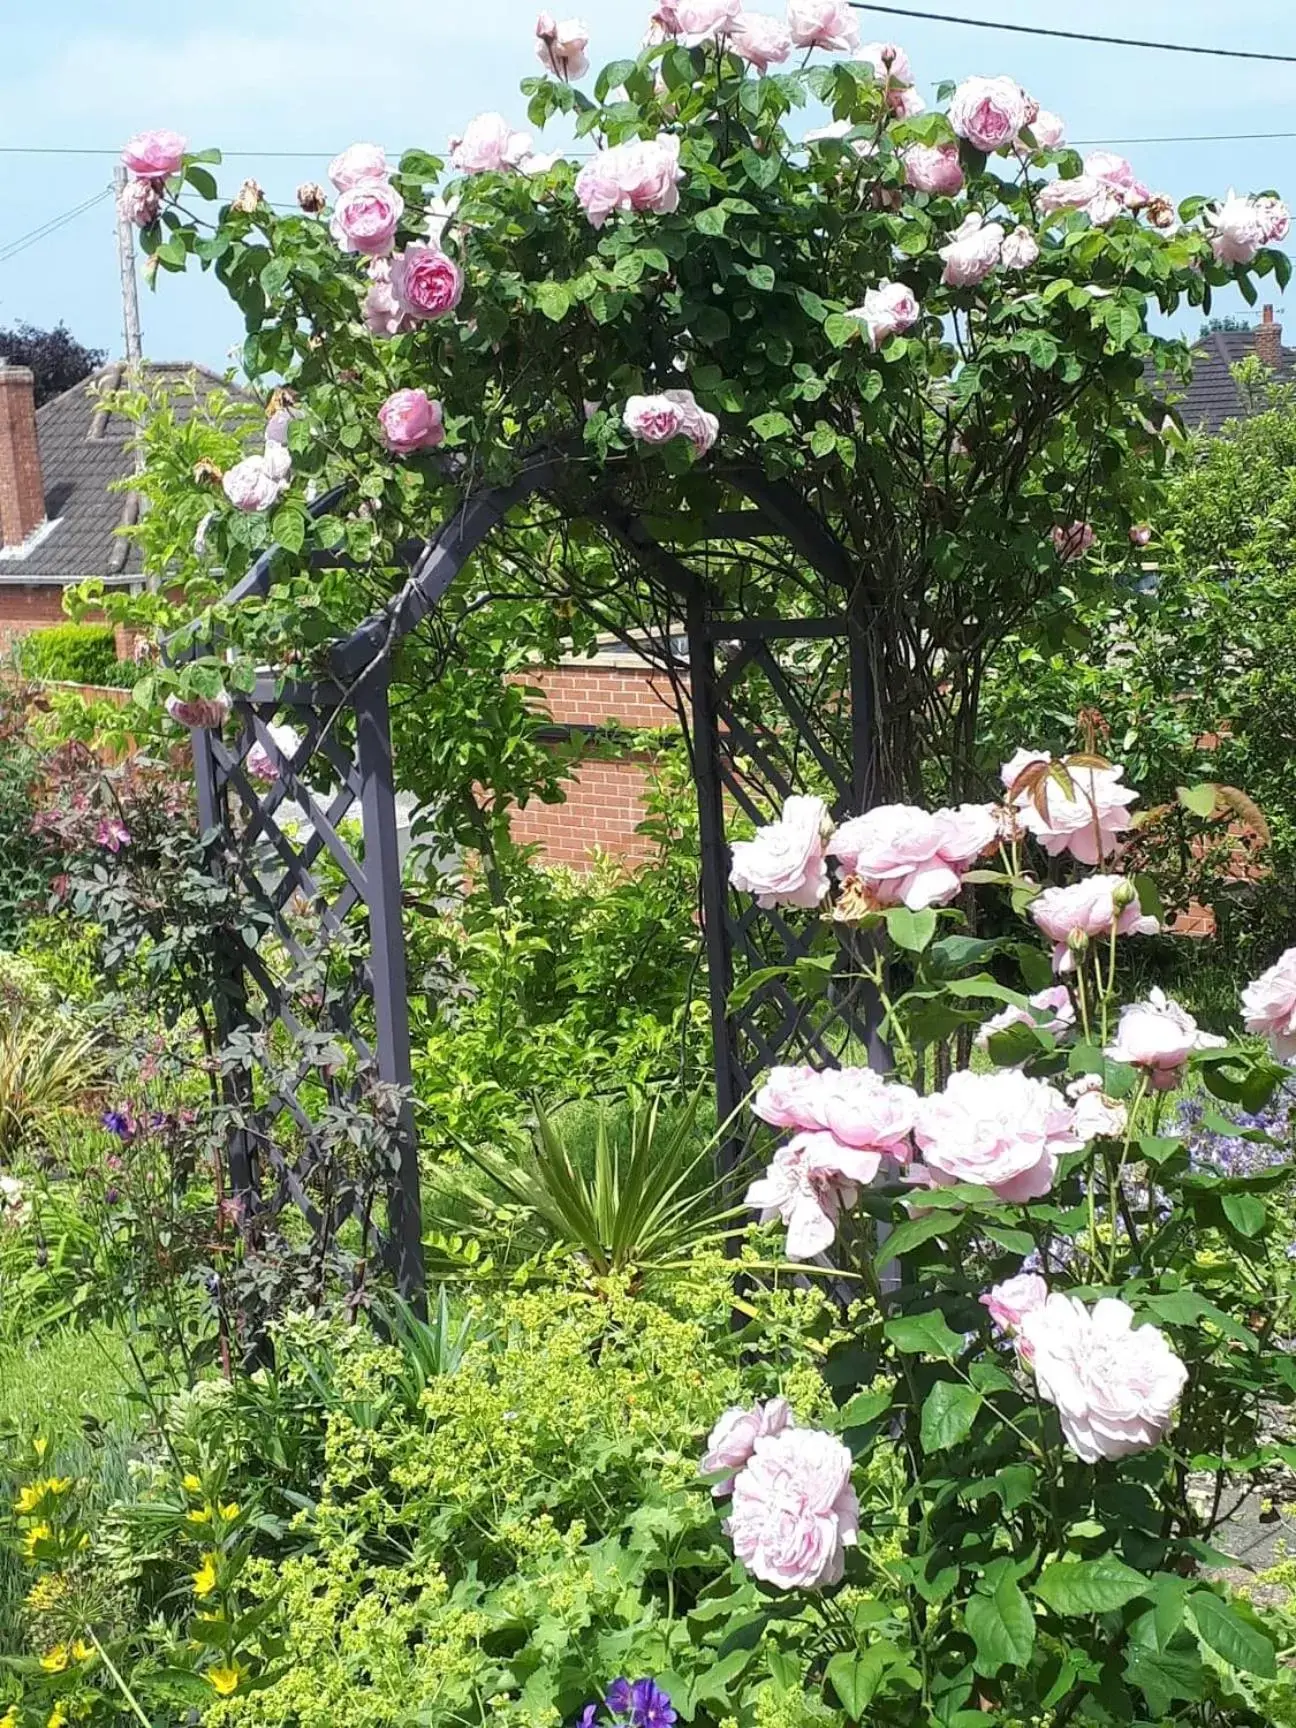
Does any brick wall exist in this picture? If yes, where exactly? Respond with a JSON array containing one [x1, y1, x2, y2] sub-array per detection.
[[0, 367, 44, 549], [507, 658, 684, 870], [0, 585, 68, 646]]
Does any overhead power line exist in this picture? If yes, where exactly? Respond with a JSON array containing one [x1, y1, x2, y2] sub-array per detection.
[[0, 185, 113, 266], [846, 4, 1296, 64]]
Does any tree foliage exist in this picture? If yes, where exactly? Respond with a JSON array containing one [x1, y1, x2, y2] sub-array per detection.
[[0, 321, 104, 406]]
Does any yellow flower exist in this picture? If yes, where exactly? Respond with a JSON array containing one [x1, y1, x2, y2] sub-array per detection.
[[23, 1523, 51, 1558], [14, 1477, 71, 1514], [33, 1438, 47, 1460], [72, 1639, 93, 1663], [217, 1501, 240, 1521], [45, 1478, 70, 1496], [48, 1709, 68, 1728], [40, 1643, 69, 1672], [0, 1705, 18, 1728], [182, 1473, 202, 1494], [186, 1507, 213, 1525], [192, 1553, 218, 1598], [207, 1664, 242, 1696]]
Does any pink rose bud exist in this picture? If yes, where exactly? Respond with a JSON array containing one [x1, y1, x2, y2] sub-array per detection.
[[121, 128, 188, 179], [329, 179, 405, 257], [328, 142, 389, 192], [119, 179, 161, 228], [1051, 521, 1095, 560], [390, 246, 464, 320], [378, 388, 446, 456], [534, 13, 590, 80]]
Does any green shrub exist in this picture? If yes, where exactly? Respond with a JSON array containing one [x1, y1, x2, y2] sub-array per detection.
[[16, 624, 126, 689]]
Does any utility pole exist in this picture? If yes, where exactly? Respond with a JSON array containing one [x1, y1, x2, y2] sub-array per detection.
[[112, 165, 143, 366]]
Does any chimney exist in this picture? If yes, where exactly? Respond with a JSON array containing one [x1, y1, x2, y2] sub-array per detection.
[[1255, 304, 1283, 371], [0, 364, 45, 548]]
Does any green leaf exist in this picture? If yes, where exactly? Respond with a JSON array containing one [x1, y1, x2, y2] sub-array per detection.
[[884, 906, 937, 953], [875, 1211, 952, 1267], [920, 1380, 981, 1451], [1176, 782, 1218, 819], [694, 205, 729, 236], [745, 262, 776, 292], [749, 411, 795, 441], [824, 311, 860, 348], [1033, 1557, 1152, 1615], [884, 1310, 965, 1361], [837, 1389, 892, 1429], [1221, 1192, 1266, 1237], [740, 148, 780, 190], [185, 165, 219, 201], [965, 1575, 1036, 1675], [826, 1646, 893, 1717], [533, 280, 572, 321], [270, 504, 307, 555], [1189, 1591, 1276, 1677], [1123, 1647, 1204, 1716], [808, 421, 837, 458], [594, 58, 637, 101]]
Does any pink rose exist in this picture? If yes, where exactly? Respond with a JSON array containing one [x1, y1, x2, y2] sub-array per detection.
[[981, 1272, 1048, 1338], [222, 451, 290, 514], [663, 387, 719, 454], [378, 389, 445, 456], [1129, 523, 1152, 547], [362, 258, 413, 337], [913, 1069, 1084, 1203], [816, 1067, 919, 1160], [575, 133, 683, 227], [165, 691, 232, 730], [1067, 1074, 1128, 1140], [886, 85, 926, 120], [535, 13, 590, 80], [730, 794, 830, 910], [1020, 1294, 1187, 1462], [1025, 109, 1066, 148], [1105, 987, 1226, 1090], [753, 1064, 826, 1131], [1051, 521, 1095, 561], [623, 393, 687, 445], [1030, 876, 1158, 973], [450, 113, 534, 175], [329, 179, 404, 257], [122, 129, 187, 179], [1085, 150, 1150, 208], [728, 12, 793, 71], [948, 76, 1029, 152], [1208, 189, 1292, 265], [859, 40, 912, 85], [1000, 225, 1040, 270], [119, 179, 161, 228], [745, 1132, 870, 1259], [902, 143, 964, 196], [1242, 946, 1296, 1060], [328, 143, 389, 192], [785, 0, 860, 53], [701, 1398, 794, 1495], [976, 984, 1075, 1052], [653, 0, 741, 39], [939, 214, 1005, 287], [1005, 753, 1138, 865], [390, 246, 464, 320], [827, 801, 998, 911], [246, 723, 301, 784], [848, 280, 920, 349], [727, 1428, 859, 1589]]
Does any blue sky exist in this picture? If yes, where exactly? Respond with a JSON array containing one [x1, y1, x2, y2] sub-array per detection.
[[2, 0, 1295, 369]]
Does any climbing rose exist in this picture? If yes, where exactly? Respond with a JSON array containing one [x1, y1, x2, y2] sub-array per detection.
[[329, 179, 404, 256], [1021, 1295, 1187, 1462], [535, 13, 590, 79], [1051, 520, 1095, 560], [948, 75, 1029, 151], [976, 985, 1074, 1051], [745, 1133, 873, 1258], [939, 213, 1005, 287], [575, 133, 683, 226], [222, 451, 289, 513], [729, 794, 830, 909], [378, 388, 445, 455], [652, 0, 740, 38], [1067, 1074, 1128, 1140], [913, 1069, 1084, 1202], [1038, 175, 1114, 223], [827, 802, 997, 910], [1004, 751, 1138, 864], [903, 143, 964, 196], [246, 723, 301, 784], [1085, 150, 1150, 208], [119, 180, 161, 227], [1207, 189, 1291, 264], [700, 1398, 794, 1495], [121, 128, 187, 178], [327, 142, 388, 191], [1129, 523, 1152, 547], [848, 280, 920, 348], [858, 40, 911, 84], [981, 1272, 1048, 1339], [362, 259, 414, 336], [623, 393, 687, 444], [165, 691, 232, 730], [728, 12, 793, 70], [1030, 876, 1158, 973], [1105, 988, 1226, 1090], [1000, 225, 1040, 270], [785, 0, 860, 53], [754, 1065, 826, 1131], [1026, 109, 1066, 147], [816, 1067, 919, 1160], [1241, 947, 1296, 1060], [727, 1428, 859, 1588], [390, 246, 464, 320], [450, 112, 533, 174]]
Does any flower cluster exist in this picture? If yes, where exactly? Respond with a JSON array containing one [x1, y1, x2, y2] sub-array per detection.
[[118, 127, 187, 227], [725, 1424, 859, 1588], [222, 440, 292, 515], [578, 1680, 676, 1728], [622, 388, 719, 456]]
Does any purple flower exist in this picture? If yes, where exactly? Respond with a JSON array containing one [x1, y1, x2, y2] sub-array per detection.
[[103, 1187, 121, 1207], [95, 818, 131, 853], [101, 1109, 137, 1142], [585, 1681, 676, 1728]]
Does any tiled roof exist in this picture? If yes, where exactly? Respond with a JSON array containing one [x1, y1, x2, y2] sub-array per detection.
[[6, 361, 235, 585], [1158, 329, 1294, 436]]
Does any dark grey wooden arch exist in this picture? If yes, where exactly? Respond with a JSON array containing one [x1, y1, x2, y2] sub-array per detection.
[[185, 452, 886, 1301]]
